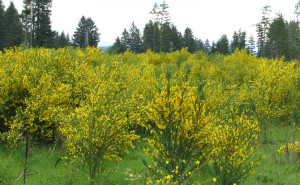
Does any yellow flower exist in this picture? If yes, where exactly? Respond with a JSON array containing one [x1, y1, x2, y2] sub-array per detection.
[[213, 177, 217, 182]]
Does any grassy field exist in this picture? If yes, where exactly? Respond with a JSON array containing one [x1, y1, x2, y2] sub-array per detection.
[[0, 123, 299, 185]]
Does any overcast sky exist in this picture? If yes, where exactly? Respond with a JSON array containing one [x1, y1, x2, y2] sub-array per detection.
[[3, 0, 299, 46]]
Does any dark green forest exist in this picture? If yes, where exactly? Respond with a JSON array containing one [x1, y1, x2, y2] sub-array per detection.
[[0, 0, 299, 60]]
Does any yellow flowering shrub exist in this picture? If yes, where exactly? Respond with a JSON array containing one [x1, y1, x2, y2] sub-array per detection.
[[0, 46, 109, 145], [143, 82, 212, 184], [0, 47, 72, 144], [58, 62, 139, 182], [278, 141, 300, 160], [208, 112, 261, 185]]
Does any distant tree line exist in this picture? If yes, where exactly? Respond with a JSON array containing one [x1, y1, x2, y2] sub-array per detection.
[[0, 0, 100, 50], [0, 0, 299, 60], [256, 5, 300, 60], [109, 1, 300, 60]]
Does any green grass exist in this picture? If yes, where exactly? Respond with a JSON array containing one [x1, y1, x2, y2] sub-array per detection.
[[1, 123, 299, 185]]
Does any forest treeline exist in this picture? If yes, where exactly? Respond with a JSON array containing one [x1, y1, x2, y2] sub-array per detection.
[[0, 0, 299, 60]]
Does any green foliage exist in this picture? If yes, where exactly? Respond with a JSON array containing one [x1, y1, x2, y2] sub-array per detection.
[[216, 35, 230, 55], [32, 0, 55, 48], [5, 2, 24, 48], [73, 16, 100, 48], [267, 14, 289, 59], [231, 29, 246, 53], [0, 0, 8, 51], [54, 31, 71, 49], [183, 27, 197, 53]]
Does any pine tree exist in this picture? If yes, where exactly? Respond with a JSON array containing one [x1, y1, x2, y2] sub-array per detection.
[[21, 0, 33, 47], [246, 35, 256, 55], [170, 25, 183, 51], [210, 41, 217, 54], [267, 14, 289, 59], [108, 37, 127, 54], [160, 23, 172, 52], [256, 5, 271, 57], [216, 34, 229, 55], [150, 3, 161, 23], [160, 1, 170, 25], [204, 39, 211, 53], [121, 28, 130, 49], [286, 20, 300, 59], [6, 1, 24, 47], [129, 22, 142, 53], [149, 1, 172, 52], [231, 29, 246, 52], [73, 16, 100, 48], [238, 30, 246, 50], [183, 27, 196, 53], [32, 0, 55, 47], [0, 0, 8, 50], [150, 3, 161, 52], [85, 17, 100, 47], [231, 31, 239, 52], [54, 31, 70, 49], [73, 16, 86, 47], [143, 21, 153, 50], [195, 38, 204, 52]]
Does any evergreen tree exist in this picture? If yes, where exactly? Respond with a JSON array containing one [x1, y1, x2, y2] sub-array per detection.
[[54, 31, 70, 48], [204, 39, 211, 53], [238, 30, 246, 50], [210, 41, 217, 54], [120, 28, 130, 51], [150, 3, 161, 52], [149, 1, 172, 52], [183, 27, 196, 53], [170, 25, 183, 51], [160, 23, 172, 52], [160, 1, 170, 24], [216, 34, 230, 55], [150, 3, 161, 23], [129, 22, 142, 53], [256, 5, 271, 57], [143, 20, 160, 52], [73, 16, 86, 47], [0, 0, 8, 50], [143, 21, 154, 51], [231, 31, 239, 52], [6, 1, 24, 47], [32, 0, 55, 47], [246, 35, 256, 55], [267, 14, 289, 59], [108, 37, 127, 54], [73, 16, 100, 48], [286, 20, 300, 59], [231, 29, 246, 52], [195, 38, 204, 52], [21, 0, 33, 47]]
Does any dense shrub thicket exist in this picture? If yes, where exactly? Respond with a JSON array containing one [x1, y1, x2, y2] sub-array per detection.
[[0, 47, 298, 184]]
